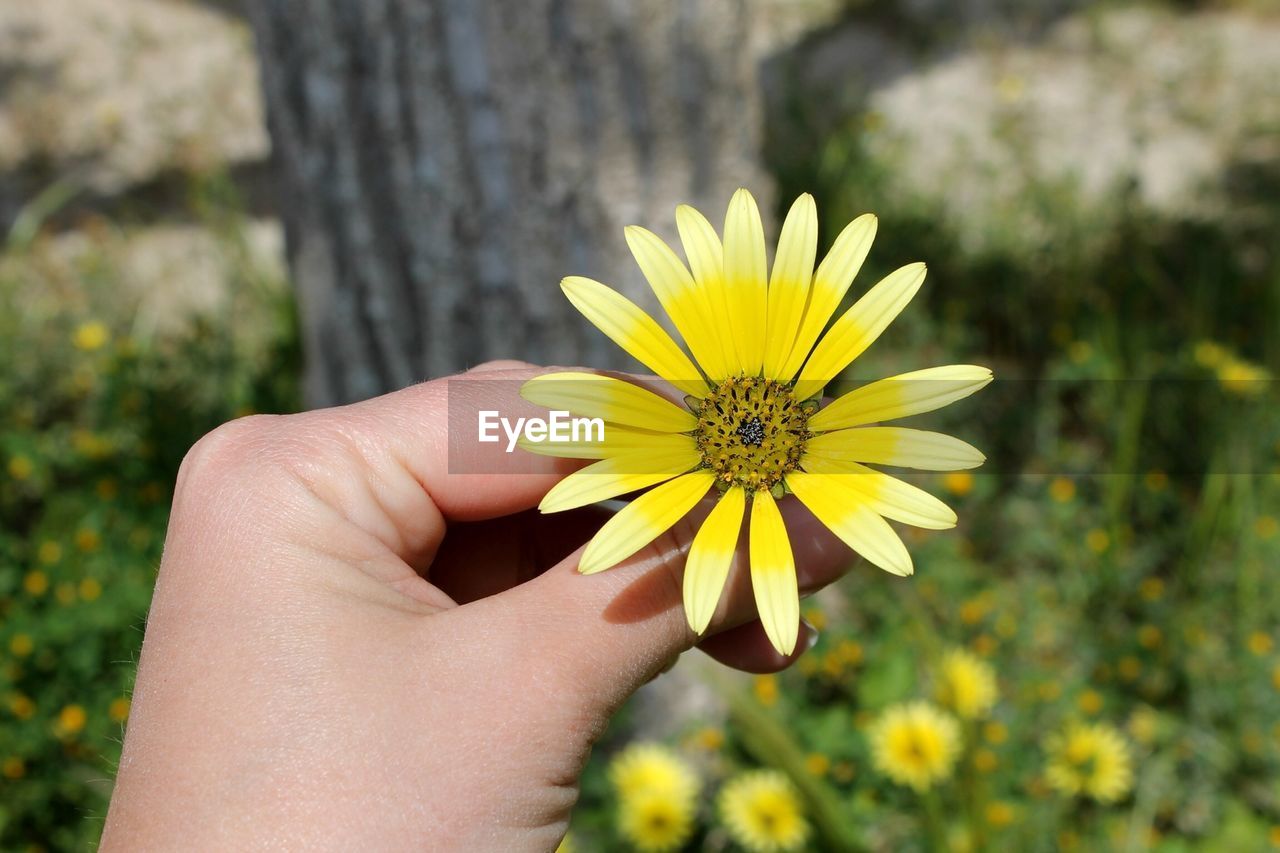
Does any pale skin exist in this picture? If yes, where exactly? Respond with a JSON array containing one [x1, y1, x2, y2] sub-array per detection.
[[101, 361, 856, 851]]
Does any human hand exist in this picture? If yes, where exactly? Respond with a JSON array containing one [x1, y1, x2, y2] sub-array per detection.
[[100, 362, 854, 851]]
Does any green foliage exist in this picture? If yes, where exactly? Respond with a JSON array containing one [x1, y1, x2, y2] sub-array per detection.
[[0, 175, 299, 848]]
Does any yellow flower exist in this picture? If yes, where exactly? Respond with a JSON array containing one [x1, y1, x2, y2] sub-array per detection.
[[958, 595, 988, 625], [983, 721, 1008, 745], [973, 748, 999, 773], [984, 800, 1015, 827], [75, 528, 101, 553], [1045, 722, 1133, 803], [1078, 690, 1103, 715], [1217, 358, 1269, 397], [1118, 656, 1141, 681], [523, 190, 991, 654], [804, 753, 830, 776], [936, 648, 997, 719], [754, 674, 779, 707], [79, 578, 103, 601], [7, 455, 33, 481], [1139, 577, 1165, 601], [1192, 340, 1229, 368], [1248, 632, 1273, 656], [802, 607, 827, 631], [869, 701, 961, 791], [9, 634, 33, 657], [618, 788, 696, 852], [689, 726, 724, 751], [23, 571, 48, 597], [73, 321, 110, 351], [37, 541, 62, 565], [1085, 529, 1110, 554], [718, 770, 809, 853], [55, 582, 77, 605], [608, 743, 699, 803], [96, 479, 119, 501], [9, 694, 35, 720], [972, 634, 997, 656], [1049, 477, 1076, 503], [57, 704, 87, 736], [109, 697, 131, 723], [2, 756, 25, 779], [1137, 625, 1162, 650], [942, 471, 974, 496]]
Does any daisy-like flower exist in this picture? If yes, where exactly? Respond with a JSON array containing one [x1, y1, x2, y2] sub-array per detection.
[[1044, 722, 1133, 803], [522, 189, 992, 654], [935, 647, 998, 720], [608, 742, 700, 802], [617, 788, 697, 852], [868, 700, 962, 791], [718, 769, 810, 852]]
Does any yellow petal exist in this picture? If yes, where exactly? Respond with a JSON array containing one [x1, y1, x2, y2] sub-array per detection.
[[561, 276, 708, 398], [683, 486, 745, 634], [762, 194, 818, 379], [749, 490, 799, 656], [522, 371, 696, 433], [779, 213, 878, 380], [676, 204, 738, 377], [808, 365, 994, 431], [805, 427, 986, 471], [517, 425, 692, 459], [722, 188, 768, 376], [785, 471, 913, 576], [793, 262, 926, 400], [799, 457, 957, 529], [539, 447, 701, 513], [579, 470, 715, 574], [625, 225, 726, 381]]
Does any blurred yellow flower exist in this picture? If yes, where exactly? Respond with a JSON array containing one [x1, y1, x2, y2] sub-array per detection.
[[1193, 340, 1230, 368], [109, 697, 131, 724], [973, 748, 999, 773], [1270, 826, 1280, 847], [1118, 656, 1142, 681], [1256, 516, 1279, 540], [2, 756, 25, 780], [995, 73, 1025, 104], [1085, 529, 1110, 554], [73, 321, 111, 351], [37, 541, 62, 565], [984, 800, 1015, 827], [618, 788, 696, 852], [1137, 625, 1163, 650], [1049, 477, 1076, 503], [802, 607, 827, 631], [54, 582, 77, 605], [1045, 722, 1133, 803], [754, 675, 779, 707], [689, 726, 724, 751], [1037, 682, 1062, 702], [23, 571, 48, 597], [869, 701, 961, 791], [804, 753, 830, 777], [943, 471, 974, 496], [1139, 577, 1165, 601], [7, 455, 33, 481], [608, 743, 699, 803], [972, 634, 997, 656], [57, 704, 87, 737], [79, 578, 103, 602], [96, 478, 119, 501], [718, 770, 809, 853], [983, 721, 1008, 745], [936, 648, 997, 719], [75, 528, 101, 553], [1248, 632, 1273, 656], [1217, 358, 1269, 397], [995, 613, 1017, 639], [1067, 341, 1092, 364], [1078, 690, 1103, 715], [959, 596, 988, 625], [8, 634, 33, 657], [9, 694, 35, 720]]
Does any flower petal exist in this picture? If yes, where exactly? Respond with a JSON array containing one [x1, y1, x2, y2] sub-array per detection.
[[683, 486, 745, 634], [579, 470, 715, 574], [793, 262, 926, 400], [722, 188, 768, 376], [805, 427, 986, 471], [561, 276, 708, 398], [779, 213, 878, 380], [518, 425, 692, 459], [762, 194, 818, 380], [808, 365, 994, 431], [522, 371, 696, 433], [676, 204, 738, 377], [799, 457, 957, 530], [749, 490, 799, 656], [625, 225, 726, 381], [539, 447, 701, 513], [785, 471, 913, 576]]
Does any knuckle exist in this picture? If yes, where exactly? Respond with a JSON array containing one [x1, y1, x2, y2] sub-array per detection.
[[177, 414, 282, 491]]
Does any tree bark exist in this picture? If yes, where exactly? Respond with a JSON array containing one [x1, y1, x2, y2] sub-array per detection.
[[249, 0, 769, 406]]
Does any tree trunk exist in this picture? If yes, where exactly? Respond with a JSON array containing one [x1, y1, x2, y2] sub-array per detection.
[[249, 0, 769, 406]]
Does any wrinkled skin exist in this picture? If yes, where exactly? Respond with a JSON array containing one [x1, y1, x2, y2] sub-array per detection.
[[101, 362, 855, 851]]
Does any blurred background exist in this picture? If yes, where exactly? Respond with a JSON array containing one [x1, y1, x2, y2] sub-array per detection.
[[1, 0, 1277, 849]]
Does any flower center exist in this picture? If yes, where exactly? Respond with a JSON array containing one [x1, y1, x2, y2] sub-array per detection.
[[693, 376, 811, 493]]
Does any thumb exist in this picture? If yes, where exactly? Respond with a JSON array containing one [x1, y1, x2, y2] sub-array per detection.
[[478, 494, 854, 718]]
